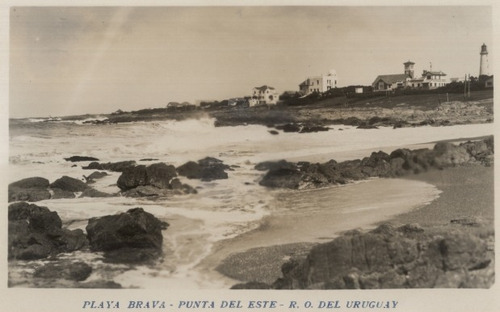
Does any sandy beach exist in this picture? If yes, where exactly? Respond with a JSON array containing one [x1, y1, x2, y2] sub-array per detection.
[[215, 163, 494, 286]]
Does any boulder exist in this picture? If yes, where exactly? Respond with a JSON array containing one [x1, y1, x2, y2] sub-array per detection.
[[176, 161, 202, 179], [177, 157, 229, 181], [83, 160, 136, 172], [299, 125, 330, 133], [146, 163, 177, 188], [433, 142, 471, 167], [276, 123, 301, 133], [64, 156, 99, 162], [84, 171, 108, 183], [259, 168, 303, 189], [33, 261, 92, 281], [9, 177, 49, 189], [117, 163, 179, 191], [8, 202, 88, 260], [117, 165, 148, 190], [254, 160, 297, 172], [79, 188, 114, 198], [86, 208, 168, 257], [49, 176, 89, 192], [51, 188, 77, 199], [8, 177, 51, 202]]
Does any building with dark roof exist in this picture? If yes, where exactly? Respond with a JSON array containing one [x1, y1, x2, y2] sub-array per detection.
[[372, 74, 410, 92], [372, 61, 449, 91]]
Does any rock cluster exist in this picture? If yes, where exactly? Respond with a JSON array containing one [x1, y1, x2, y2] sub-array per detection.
[[117, 163, 196, 197], [9, 175, 112, 202], [258, 137, 493, 189], [9, 202, 167, 284], [268, 222, 494, 289], [8, 202, 88, 260]]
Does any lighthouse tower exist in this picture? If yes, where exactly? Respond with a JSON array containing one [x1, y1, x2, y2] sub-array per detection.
[[404, 60, 415, 78], [479, 43, 489, 76]]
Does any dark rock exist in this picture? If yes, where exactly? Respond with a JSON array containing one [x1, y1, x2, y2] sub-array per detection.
[[78, 281, 122, 288], [50, 176, 89, 192], [276, 123, 301, 133], [8, 202, 50, 220], [254, 160, 297, 172], [64, 156, 99, 162], [29, 210, 62, 236], [140, 158, 159, 161], [34, 261, 92, 281], [231, 282, 272, 289], [117, 163, 178, 191], [258, 137, 493, 190], [146, 163, 177, 188], [84, 171, 108, 183], [8, 202, 88, 260], [83, 160, 136, 172], [433, 142, 470, 167], [299, 125, 330, 133], [200, 166, 229, 181], [102, 248, 163, 264], [9, 177, 49, 189], [176, 161, 202, 179], [80, 188, 114, 198], [177, 157, 229, 181], [86, 208, 167, 257], [271, 222, 493, 289], [8, 177, 51, 202], [259, 168, 303, 189], [50, 188, 76, 199], [268, 130, 279, 135], [117, 165, 148, 191], [198, 157, 227, 168], [356, 124, 378, 129]]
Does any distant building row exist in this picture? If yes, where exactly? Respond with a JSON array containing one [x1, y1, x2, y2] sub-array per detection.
[[372, 61, 448, 92]]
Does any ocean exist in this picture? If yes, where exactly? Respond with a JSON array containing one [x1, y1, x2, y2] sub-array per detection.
[[8, 117, 494, 288]]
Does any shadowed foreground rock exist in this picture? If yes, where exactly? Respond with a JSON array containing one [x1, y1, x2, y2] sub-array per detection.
[[86, 208, 168, 263], [258, 137, 493, 189], [8, 202, 88, 260], [34, 261, 92, 282], [262, 222, 494, 289]]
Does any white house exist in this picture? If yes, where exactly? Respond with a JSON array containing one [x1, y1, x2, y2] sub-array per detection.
[[251, 85, 278, 105], [299, 69, 338, 94]]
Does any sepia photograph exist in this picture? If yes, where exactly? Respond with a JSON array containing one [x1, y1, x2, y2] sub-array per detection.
[[1, 2, 498, 311]]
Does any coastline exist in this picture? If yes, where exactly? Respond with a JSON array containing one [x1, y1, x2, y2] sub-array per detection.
[[214, 163, 494, 287]]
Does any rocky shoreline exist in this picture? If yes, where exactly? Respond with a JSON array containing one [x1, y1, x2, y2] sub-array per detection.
[[257, 136, 493, 189], [223, 137, 495, 289]]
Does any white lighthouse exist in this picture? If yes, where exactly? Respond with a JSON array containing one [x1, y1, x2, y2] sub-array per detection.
[[479, 43, 489, 76]]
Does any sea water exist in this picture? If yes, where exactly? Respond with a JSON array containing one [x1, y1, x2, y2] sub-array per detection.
[[7, 117, 494, 288]]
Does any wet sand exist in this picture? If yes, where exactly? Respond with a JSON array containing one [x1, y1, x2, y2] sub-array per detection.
[[215, 164, 494, 286]]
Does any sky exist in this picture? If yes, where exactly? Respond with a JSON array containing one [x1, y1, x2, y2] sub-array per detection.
[[9, 6, 493, 118]]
